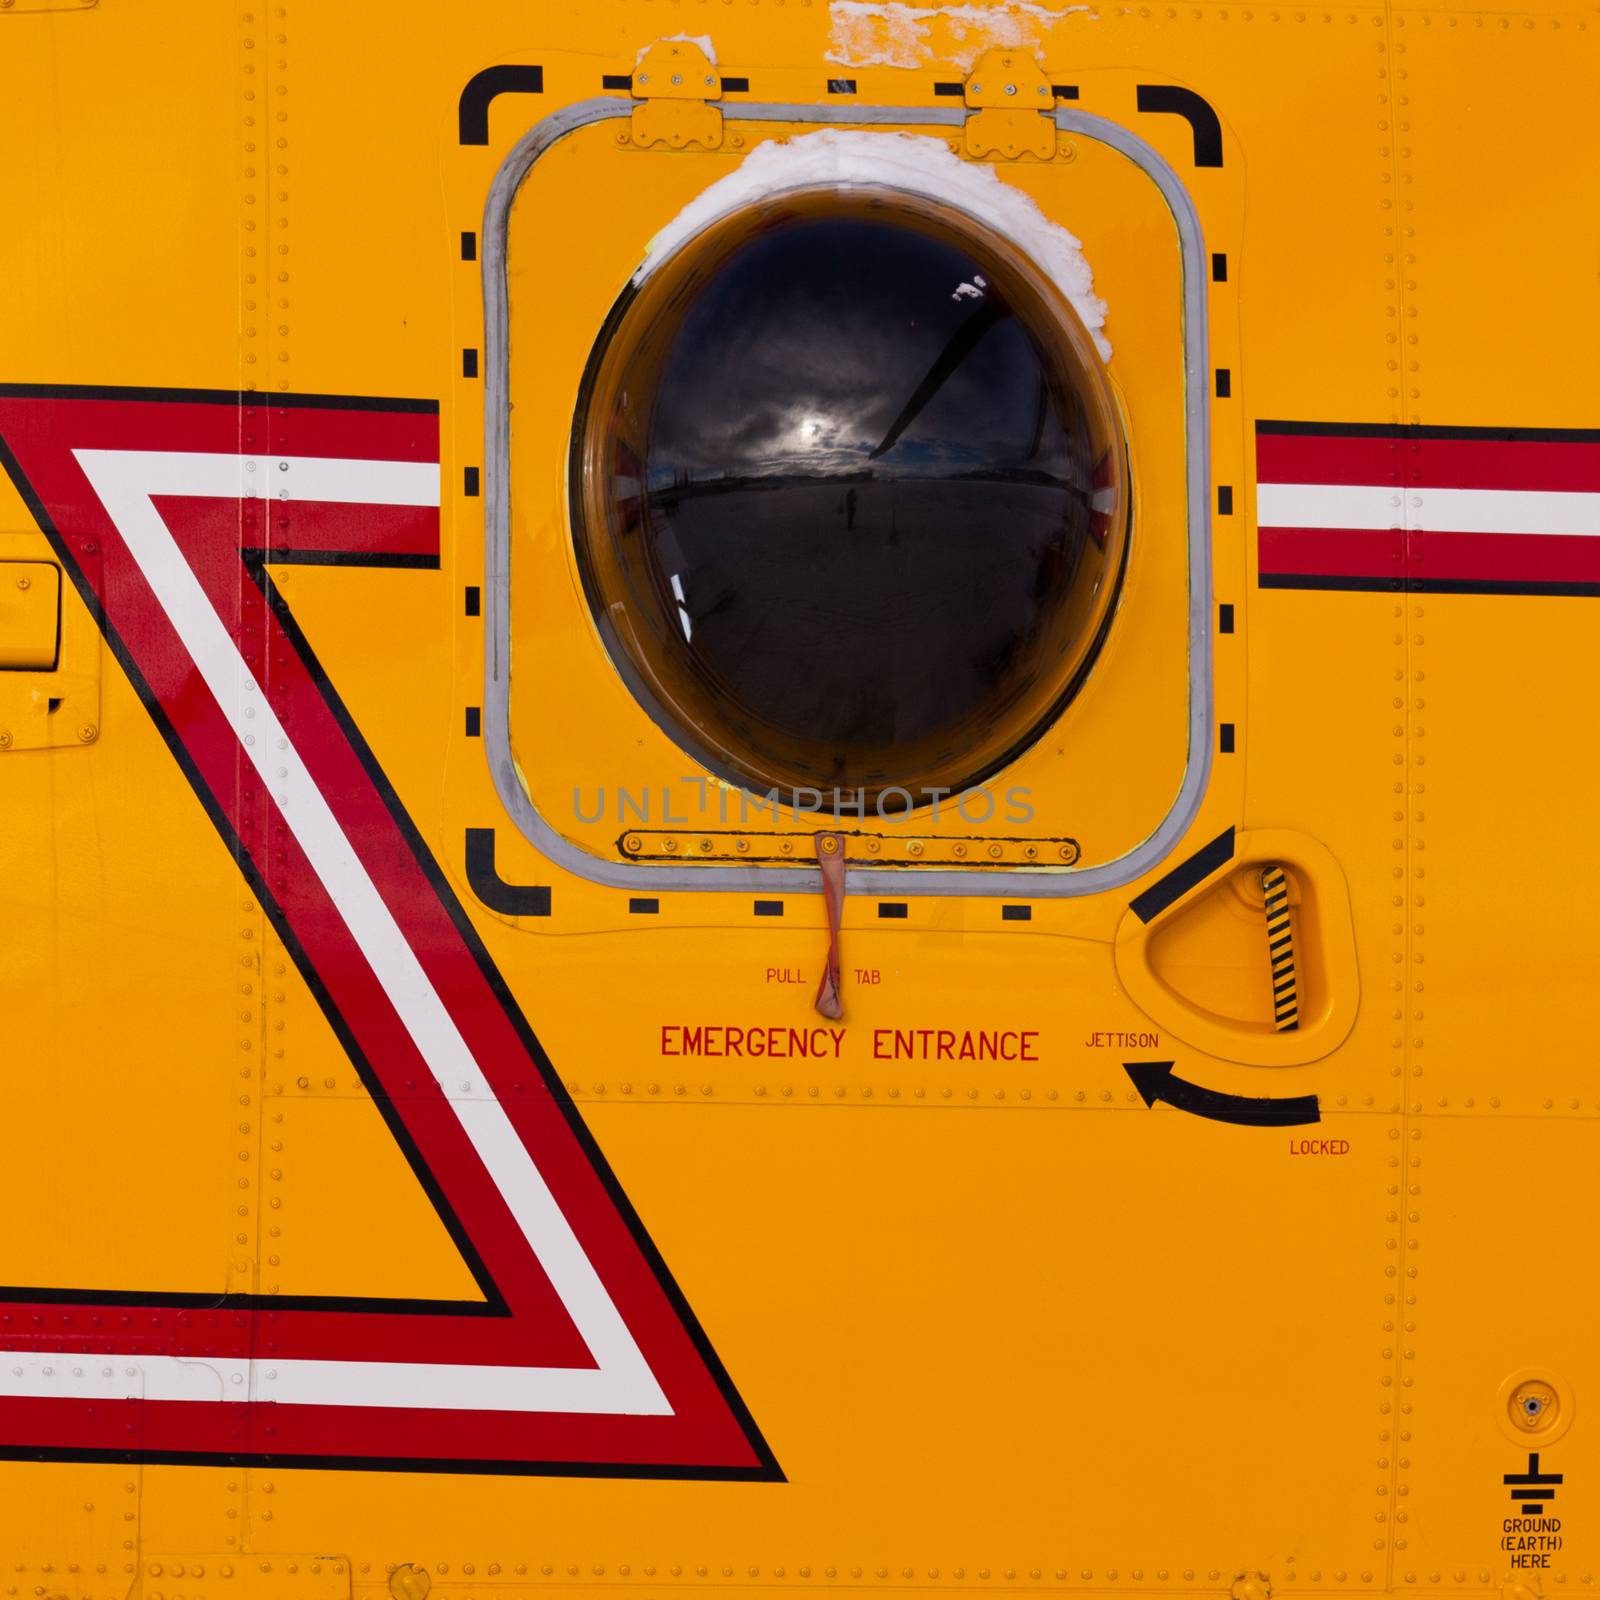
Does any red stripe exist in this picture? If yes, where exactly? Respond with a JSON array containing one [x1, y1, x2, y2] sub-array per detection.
[[0, 396, 436, 465], [1260, 525, 1600, 586], [1256, 435, 1405, 488], [264, 403, 439, 463], [151, 496, 440, 560], [1258, 526, 1403, 579], [0, 1394, 757, 1468], [1258, 432, 1600, 493], [0, 1298, 581, 1366], [1412, 531, 1600, 584], [268, 499, 439, 557]]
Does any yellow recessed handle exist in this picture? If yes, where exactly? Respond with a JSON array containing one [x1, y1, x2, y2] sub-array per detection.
[[0, 561, 59, 671], [1261, 864, 1300, 1033], [1114, 827, 1359, 1068]]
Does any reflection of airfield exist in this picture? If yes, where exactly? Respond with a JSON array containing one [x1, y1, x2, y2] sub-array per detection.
[[640, 469, 1096, 755]]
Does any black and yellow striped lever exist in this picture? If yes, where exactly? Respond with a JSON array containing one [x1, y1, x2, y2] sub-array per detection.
[[1261, 866, 1300, 1032]]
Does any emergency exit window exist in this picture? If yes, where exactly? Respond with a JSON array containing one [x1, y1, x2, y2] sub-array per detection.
[[571, 190, 1127, 814]]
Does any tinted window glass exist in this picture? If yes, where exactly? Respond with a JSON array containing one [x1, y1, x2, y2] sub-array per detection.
[[573, 189, 1126, 811]]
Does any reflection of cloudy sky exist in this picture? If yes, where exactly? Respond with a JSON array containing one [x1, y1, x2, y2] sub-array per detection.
[[643, 215, 1089, 491]]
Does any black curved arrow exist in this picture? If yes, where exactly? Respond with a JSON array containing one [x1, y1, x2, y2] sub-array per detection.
[[1123, 1061, 1320, 1127]]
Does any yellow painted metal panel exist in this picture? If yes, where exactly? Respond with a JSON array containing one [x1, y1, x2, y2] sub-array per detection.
[[0, 0, 1592, 1589]]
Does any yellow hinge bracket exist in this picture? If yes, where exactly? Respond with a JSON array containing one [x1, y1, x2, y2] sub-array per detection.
[[628, 38, 724, 152], [963, 49, 1057, 162]]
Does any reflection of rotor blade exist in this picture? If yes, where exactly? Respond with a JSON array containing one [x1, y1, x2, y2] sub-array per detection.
[[868, 301, 1007, 461]]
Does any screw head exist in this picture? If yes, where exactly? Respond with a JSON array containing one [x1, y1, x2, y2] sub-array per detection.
[[77, 722, 99, 743], [1005, 82, 1017, 94], [670, 73, 682, 85], [15, 575, 29, 590], [1509, 1379, 1559, 1432]]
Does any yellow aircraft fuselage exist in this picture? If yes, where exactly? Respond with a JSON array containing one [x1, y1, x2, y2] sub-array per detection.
[[0, 0, 1596, 1593]]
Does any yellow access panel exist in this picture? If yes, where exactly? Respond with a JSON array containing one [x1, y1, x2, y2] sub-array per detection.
[[0, 0, 1595, 1595], [501, 105, 1194, 875]]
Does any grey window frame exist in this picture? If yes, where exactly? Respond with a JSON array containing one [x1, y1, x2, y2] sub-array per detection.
[[482, 98, 1213, 898]]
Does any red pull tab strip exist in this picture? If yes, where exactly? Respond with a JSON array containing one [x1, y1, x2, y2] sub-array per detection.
[[813, 833, 846, 1021]]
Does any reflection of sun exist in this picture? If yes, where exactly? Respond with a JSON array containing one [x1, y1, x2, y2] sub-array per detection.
[[760, 408, 870, 471]]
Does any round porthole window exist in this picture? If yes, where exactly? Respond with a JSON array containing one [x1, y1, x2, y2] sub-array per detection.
[[571, 185, 1127, 813]]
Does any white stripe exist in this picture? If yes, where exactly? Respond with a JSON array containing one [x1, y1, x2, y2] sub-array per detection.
[[12, 450, 670, 1418], [2, 1354, 652, 1413], [1257, 483, 1401, 531], [1258, 481, 1600, 537], [123, 450, 441, 508]]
